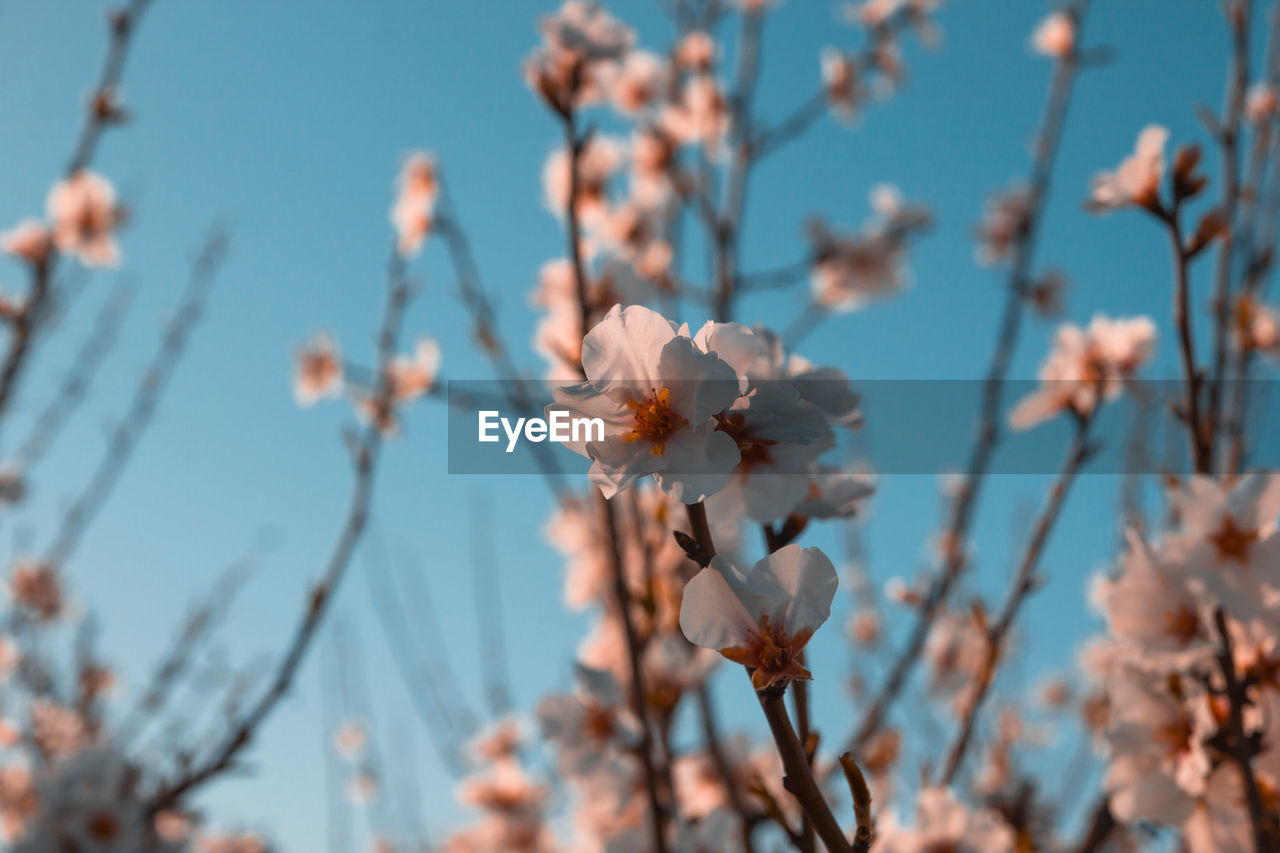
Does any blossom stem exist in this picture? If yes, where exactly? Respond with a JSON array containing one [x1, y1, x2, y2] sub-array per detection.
[[757, 686, 854, 853], [149, 240, 414, 811], [0, 0, 155, 427], [1213, 606, 1276, 852], [1166, 207, 1213, 473], [762, 522, 816, 853], [937, 409, 1096, 786]]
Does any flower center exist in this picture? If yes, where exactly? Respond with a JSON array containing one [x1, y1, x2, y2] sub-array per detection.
[[1208, 513, 1258, 565], [719, 615, 815, 690], [625, 387, 688, 455], [1162, 603, 1205, 646], [85, 809, 122, 842], [715, 412, 778, 471]]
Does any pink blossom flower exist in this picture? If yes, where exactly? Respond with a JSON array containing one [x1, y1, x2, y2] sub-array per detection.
[[0, 219, 51, 266], [1247, 81, 1279, 125], [660, 75, 730, 152], [821, 49, 862, 122], [1009, 314, 1155, 429], [390, 151, 438, 257], [293, 333, 343, 406], [9, 560, 64, 622], [46, 171, 122, 268], [541, 135, 623, 226], [674, 31, 716, 72], [1031, 10, 1075, 59], [550, 304, 741, 501], [1088, 125, 1168, 212], [679, 544, 837, 690], [525, 1, 634, 112], [387, 337, 441, 401], [332, 718, 367, 760], [809, 186, 931, 312], [1104, 667, 1211, 824], [876, 786, 1016, 853], [609, 50, 665, 114]]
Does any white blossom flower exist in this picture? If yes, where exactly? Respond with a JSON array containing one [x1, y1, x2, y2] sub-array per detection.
[[550, 304, 742, 501], [679, 544, 837, 690]]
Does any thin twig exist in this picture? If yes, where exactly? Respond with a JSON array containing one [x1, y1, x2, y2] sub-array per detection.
[[840, 0, 1093, 759], [937, 411, 1097, 785], [148, 241, 414, 810], [43, 229, 228, 569]]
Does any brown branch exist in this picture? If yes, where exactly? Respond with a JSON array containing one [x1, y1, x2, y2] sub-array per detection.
[[0, 0, 155, 427], [839, 0, 1093, 760], [758, 687, 853, 853], [148, 241, 415, 810], [13, 277, 133, 469], [1162, 205, 1212, 473], [938, 411, 1096, 786]]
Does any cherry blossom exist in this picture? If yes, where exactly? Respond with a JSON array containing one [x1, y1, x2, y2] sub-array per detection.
[[679, 544, 837, 690], [292, 333, 343, 406], [0, 219, 51, 266], [1031, 10, 1075, 59], [1009, 314, 1155, 429], [550, 304, 741, 501], [46, 170, 122, 268], [391, 150, 438, 257], [1088, 124, 1168, 212]]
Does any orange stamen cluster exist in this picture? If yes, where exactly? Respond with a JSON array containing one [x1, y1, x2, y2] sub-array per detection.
[[719, 615, 814, 690], [625, 387, 688, 455]]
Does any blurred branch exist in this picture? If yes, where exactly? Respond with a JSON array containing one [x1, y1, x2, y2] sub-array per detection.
[[468, 491, 514, 717], [42, 229, 228, 569], [840, 0, 1094, 760], [0, 0, 156, 428], [148, 239, 415, 810], [13, 278, 133, 471], [937, 411, 1098, 786]]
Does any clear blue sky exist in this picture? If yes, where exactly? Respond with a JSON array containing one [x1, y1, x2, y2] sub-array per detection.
[[0, 0, 1250, 847]]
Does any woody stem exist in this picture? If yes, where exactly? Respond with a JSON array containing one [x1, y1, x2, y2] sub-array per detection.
[[758, 686, 854, 853]]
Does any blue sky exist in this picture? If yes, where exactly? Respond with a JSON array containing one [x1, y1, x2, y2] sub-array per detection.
[[0, 0, 1256, 847]]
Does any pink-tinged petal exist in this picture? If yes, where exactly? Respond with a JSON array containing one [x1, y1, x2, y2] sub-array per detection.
[[581, 304, 676, 384], [653, 422, 739, 503], [680, 563, 759, 651], [657, 336, 742, 424], [549, 383, 636, 455], [748, 545, 838, 634]]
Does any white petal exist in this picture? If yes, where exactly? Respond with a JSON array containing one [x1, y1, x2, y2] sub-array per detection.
[[654, 423, 740, 503], [748, 545, 838, 634], [581, 304, 676, 384], [680, 563, 758, 651]]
